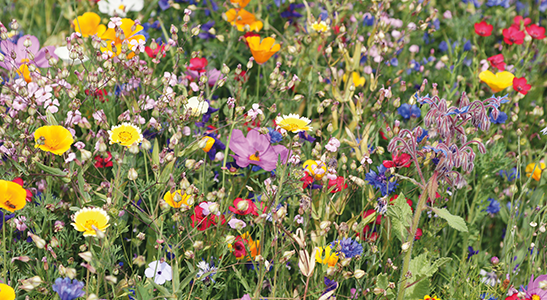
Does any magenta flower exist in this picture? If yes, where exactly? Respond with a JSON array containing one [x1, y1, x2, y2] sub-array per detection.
[[525, 274, 547, 299], [229, 129, 289, 171], [0, 35, 57, 71]]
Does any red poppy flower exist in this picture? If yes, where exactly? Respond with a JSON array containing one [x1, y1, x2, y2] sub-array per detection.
[[327, 176, 348, 193], [363, 209, 383, 225], [511, 16, 531, 29], [94, 152, 113, 168], [301, 174, 315, 189], [12, 177, 33, 202], [144, 44, 166, 58], [379, 130, 389, 140], [85, 88, 109, 102], [487, 54, 506, 71], [190, 205, 225, 231], [513, 77, 531, 95], [383, 153, 412, 168], [502, 27, 525, 45], [235, 70, 249, 82], [232, 240, 247, 259], [414, 228, 423, 240], [474, 21, 493, 37], [228, 198, 258, 216], [526, 24, 546, 40], [189, 57, 208, 73]]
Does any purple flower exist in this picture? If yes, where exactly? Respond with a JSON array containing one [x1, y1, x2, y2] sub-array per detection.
[[187, 68, 223, 86], [0, 35, 57, 71], [198, 21, 216, 40], [525, 274, 547, 299], [229, 129, 289, 171], [322, 277, 338, 298], [52, 277, 85, 300]]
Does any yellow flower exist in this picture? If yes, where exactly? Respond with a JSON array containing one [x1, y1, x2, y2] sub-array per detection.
[[200, 136, 216, 152], [0, 180, 27, 212], [275, 113, 312, 133], [421, 295, 441, 300], [0, 283, 15, 300], [239, 233, 261, 260], [479, 70, 515, 93], [343, 72, 366, 87], [71, 207, 110, 236], [73, 12, 106, 38], [303, 160, 327, 181], [311, 21, 329, 33], [315, 245, 338, 267], [108, 123, 143, 147], [230, 0, 250, 8], [163, 190, 192, 209], [225, 9, 263, 32], [246, 36, 280, 64], [526, 162, 546, 181], [100, 18, 145, 58], [34, 125, 74, 155]]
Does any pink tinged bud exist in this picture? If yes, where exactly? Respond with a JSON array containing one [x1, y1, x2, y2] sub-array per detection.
[[237, 200, 249, 212]]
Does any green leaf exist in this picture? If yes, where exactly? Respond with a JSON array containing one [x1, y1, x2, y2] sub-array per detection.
[[232, 266, 252, 294], [387, 193, 413, 241], [45, 111, 58, 125], [152, 139, 160, 166], [376, 273, 389, 290], [404, 278, 429, 300], [430, 207, 468, 232], [35, 161, 69, 176]]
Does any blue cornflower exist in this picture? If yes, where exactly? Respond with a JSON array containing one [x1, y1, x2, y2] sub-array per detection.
[[398, 103, 421, 119], [480, 293, 498, 300], [439, 41, 449, 52], [389, 58, 399, 67], [280, 4, 304, 21], [499, 167, 519, 181], [268, 128, 283, 143], [322, 277, 338, 298], [490, 111, 508, 124], [417, 129, 429, 143], [486, 0, 510, 8], [463, 40, 472, 51], [467, 246, 479, 260], [363, 13, 374, 26], [365, 165, 398, 196], [541, 0, 547, 12], [298, 131, 316, 143], [485, 198, 501, 214], [462, 0, 481, 7], [52, 278, 85, 300], [198, 21, 216, 40], [332, 237, 363, 258], [158, 0, 170, 10]]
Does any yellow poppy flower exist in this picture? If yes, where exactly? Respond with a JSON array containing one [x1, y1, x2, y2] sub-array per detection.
[[422, 296, 441, 300], [230, 0, 250, 8], [303, 160, 327, 180], [479, 70, 515, 93], [71, 207, 110, 236], [100, 18, 145, 58], [315, 245, 338, 267], [225, 9, 263, 32], [275, 113, 312, 133], [526, 162, 546, 181], [34, 125, 74, 155], [0, 180, 27, 212], [17, 64, 34, 83], [200, 136, 216, 152], [238, 233, 261, 260], [73, 12, 106, 38], [343, 72, 366, 87], [0, 283, 15, 300], [246, 36, 280, 64], [163, 190, 192, 208], [108, 123, 143, 147]]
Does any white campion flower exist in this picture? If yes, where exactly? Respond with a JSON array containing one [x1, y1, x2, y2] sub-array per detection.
[[54, 46, 89, 65], [99, 0, 144, 17], [246, 103, 263, 121], [129, 39, 145, 52], [184, 96, 210, 117], [541, 126, 547, 135]]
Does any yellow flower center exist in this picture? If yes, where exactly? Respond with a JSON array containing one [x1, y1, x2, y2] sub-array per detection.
[[531, 295, 541, 300], [249, 151, 260, 161], [118, 4, 126, 10], [118, 131, 133, 143], [20, 58, 30, 64], [84, 220, 99, 232]]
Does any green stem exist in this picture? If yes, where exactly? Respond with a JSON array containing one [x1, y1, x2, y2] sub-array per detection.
[[2, 220, 6, 282]]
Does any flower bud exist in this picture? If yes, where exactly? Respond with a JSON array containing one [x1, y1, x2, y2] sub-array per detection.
[[80, 149, 92, 161], [225, 235, 236, 244], [185, 250, 195, 259], [354, 269, 365, 279], [193, 241, 204, 250], [79, 251, 93, 262], [237, 200, 249, 212], [127, 168, 138, 180]]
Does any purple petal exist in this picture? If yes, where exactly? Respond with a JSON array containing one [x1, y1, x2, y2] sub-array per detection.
[[246, 129, 270, 152], [231, 154, 251, 168], [229, 129, 253, 157]]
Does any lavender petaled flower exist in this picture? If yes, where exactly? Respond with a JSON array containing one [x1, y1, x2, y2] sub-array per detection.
[[525, 274, 547, 299], [0, 35, 57, 71], [198, 21, 216, 40], [52, 277, 86, 300], [398, 103, 421, 119], [322, 277, 338, 298], [365, 165, 398, 196], [229, 129, 289, 171]]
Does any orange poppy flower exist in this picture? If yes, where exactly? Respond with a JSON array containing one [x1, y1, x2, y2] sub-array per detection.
[[73, 12, 106, 38], [225, 9, 263, 32], [100, 18, 145, 58], [246, 36, 280, 64], [0, 180, 27, 212], [230, 0, 251, 8], [34, 125, 74, 155]]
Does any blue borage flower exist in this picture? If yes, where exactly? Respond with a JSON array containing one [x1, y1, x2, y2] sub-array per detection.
[[365, 165, 398, 196], [499, 167, 519, 181], [398, 103, 421, 119], [52, 277, 85, 300], [484, 198, 501, 214], [330, 237, 363, 259], [322, 277, 338, 299], [467, 246, 479, 260]]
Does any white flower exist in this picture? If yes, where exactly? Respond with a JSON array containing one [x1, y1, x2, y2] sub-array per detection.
[[99, 0, 144, 17], [360, 156, 372, 165], [44, 99, 60, 114], [196, 261, 217, 281], [144, 261, 172, 285], [541, 126, 547, 135], [108, 17, 123, 28], [325, 137, 340, 152], [228, 218, 246, 230], [184, 96, 210, 117], [65, 152, 77, 163], [247, 103, 263, 121], [54, 46, 89, 65], [130, 39, 145, 52]]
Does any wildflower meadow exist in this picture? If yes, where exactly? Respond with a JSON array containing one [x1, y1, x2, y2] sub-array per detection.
[[1, 0, 547, 299]]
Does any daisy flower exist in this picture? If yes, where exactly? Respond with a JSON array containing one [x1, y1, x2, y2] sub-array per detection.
[[108, 123, 143, 147], [275, 114, 312, 133], [71, 207, 110, 236]]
